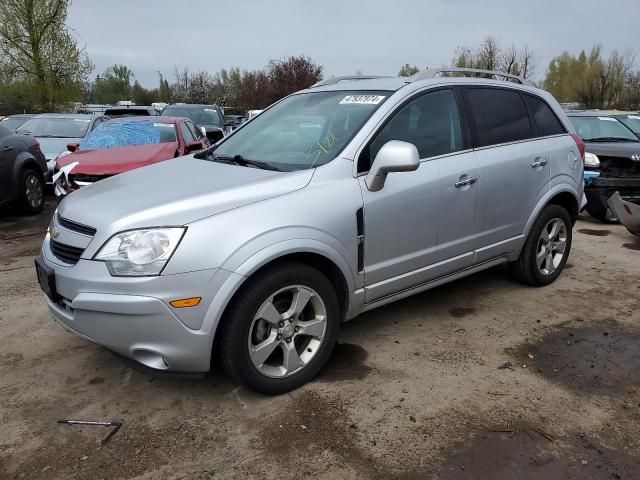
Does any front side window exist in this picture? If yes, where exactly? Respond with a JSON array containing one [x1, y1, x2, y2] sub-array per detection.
[[361, 89, 463, 170], [524, 95, 566, 137], [616, 115, 640, 136], [466, 88, 533, 147], [17, 117, 91, 138], [79, 121, 177, 150], [213, 90, 390, 171], [180, 122, 195, 143], [569, 116, 639, 142]]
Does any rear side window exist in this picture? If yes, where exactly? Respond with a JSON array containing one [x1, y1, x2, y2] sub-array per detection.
[[524, 95, 566, 136], [466, 88, 533, 147], [180, 122, 195, 143]]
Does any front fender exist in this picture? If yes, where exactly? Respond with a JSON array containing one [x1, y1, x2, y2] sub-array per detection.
[[198, 238, 357, 347]]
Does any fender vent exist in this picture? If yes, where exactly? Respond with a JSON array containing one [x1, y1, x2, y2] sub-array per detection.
[[356, 207, 365, 272]]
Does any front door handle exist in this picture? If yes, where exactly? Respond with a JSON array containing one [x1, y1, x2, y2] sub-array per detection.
[[531, 159, 548, 168], [2, 145, 13, 152], [454, 176, 478, 188]]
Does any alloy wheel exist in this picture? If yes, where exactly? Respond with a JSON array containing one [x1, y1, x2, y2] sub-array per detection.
[[248, 285, 327, 378], [536, 218, 568, 276], [25, 173, 43, 210]]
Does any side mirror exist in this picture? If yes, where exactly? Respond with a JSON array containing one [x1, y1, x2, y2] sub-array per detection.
[[67, 143, 79, 152], [185, 140, 203, 153], [365, 140, 420, 192]]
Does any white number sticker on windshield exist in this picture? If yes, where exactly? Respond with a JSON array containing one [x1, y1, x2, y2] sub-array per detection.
[[598, 117, 617, 122], [628, 115, 640, 120], [153, 123, 174, 128], [339, 95, 386, 105]]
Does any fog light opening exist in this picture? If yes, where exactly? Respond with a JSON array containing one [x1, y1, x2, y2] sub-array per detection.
[[132, 349, 170, 370]]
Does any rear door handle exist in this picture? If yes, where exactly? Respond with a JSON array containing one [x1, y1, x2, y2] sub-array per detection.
[[531, 159, 548, 168], [454, 176, 478, 188]]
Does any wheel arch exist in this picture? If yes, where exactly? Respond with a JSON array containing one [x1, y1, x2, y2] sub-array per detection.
[[10, 153, 45, 199], [204, 242, 356, 362]]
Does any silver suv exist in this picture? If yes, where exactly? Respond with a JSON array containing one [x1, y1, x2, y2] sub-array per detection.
[[36, 68, 584, 394]]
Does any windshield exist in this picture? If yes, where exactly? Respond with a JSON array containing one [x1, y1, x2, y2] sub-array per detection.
[[1, 116, 30, 131], [162, 107, 221, 126], [213, 91, 390, 171], [569, 116, 639, 142], [79, 121, 177, 150], [617, 115, 640, 135], [17, 117, 91, 138]]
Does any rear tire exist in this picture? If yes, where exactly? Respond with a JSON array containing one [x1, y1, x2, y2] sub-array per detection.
[[19, 169, 44, 215], [218, 262, 340, 394], [510, 205, 572, 286]]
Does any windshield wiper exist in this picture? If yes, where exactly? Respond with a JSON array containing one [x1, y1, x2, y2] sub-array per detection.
[[584, 137, 638, 143], [194, 148, 281, 171], [218, 155, 282, 171]]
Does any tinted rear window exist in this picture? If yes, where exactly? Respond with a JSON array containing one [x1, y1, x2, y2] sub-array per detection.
[[466, 88, 533, 147], [524, 95, 566, 136]]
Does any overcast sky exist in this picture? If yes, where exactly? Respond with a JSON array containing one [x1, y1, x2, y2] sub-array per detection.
[[67, 0, 639, 87]]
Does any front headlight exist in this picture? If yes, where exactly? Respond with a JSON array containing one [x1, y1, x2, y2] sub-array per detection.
[[584, 152, 600, 168], [94, 227, 186, 276]]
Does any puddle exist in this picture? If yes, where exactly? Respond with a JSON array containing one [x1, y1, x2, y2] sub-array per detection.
[[623, 242, 640, 251], [577, 229, 611, 237], [448, 306, 476, 318], [318, 343, 370, 381], [436, 426, 638, 480], [511, 322, 640, 394]]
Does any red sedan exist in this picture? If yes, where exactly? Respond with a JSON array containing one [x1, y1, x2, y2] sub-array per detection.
[[55, 116, 210, 189]]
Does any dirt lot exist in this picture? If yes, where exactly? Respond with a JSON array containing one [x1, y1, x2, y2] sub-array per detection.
[[1, 197, 639, 479]]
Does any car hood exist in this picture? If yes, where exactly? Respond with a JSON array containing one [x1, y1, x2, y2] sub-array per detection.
[[584, 141, 640, 161], [38, 137, 82, 160], [57, 142, 178, 175], [57, 156, 314, 231]]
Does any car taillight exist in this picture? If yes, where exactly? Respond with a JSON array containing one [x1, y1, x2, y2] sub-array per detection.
[[571, 133, 585, 160]]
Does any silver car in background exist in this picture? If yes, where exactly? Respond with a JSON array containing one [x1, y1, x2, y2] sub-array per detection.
[[17, 113, 108, 181], [36, 68, 584, 394]]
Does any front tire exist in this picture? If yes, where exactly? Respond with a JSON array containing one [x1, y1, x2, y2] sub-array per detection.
[[19, 169, 44, 214], [510, 205, 572, 286], [218, 262, 340, 394]]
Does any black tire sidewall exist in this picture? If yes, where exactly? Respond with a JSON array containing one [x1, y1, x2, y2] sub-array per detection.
[[219, 262, 340, 394], [20, 169, 44, 214], [525, 205, 572, 285]]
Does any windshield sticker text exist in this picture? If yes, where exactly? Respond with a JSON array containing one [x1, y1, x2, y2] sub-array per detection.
[[598, 117, 617, 122], [153, 123, 174, 128], [339, 95, 386, 105], [628, 115, 640, 120]]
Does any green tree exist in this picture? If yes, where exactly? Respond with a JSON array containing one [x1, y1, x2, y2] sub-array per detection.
[[398, 64, 419, 77], [0, 0, 93, 110], [94, 64, 134, 104], [131, 80, 157, 105]]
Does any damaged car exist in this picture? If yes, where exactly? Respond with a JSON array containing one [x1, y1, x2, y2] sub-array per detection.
[[568, 112, 640, 222], [53, 117, 209, 194]]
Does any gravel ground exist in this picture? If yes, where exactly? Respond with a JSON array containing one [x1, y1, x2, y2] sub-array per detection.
[[1, 197, 639, 479]]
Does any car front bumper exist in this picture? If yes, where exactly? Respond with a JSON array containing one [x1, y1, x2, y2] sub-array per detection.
[[38, 236, 234, 373], [607, 192, 640, 237]]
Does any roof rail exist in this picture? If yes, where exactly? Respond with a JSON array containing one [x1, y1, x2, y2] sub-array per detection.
[[311, 75, 393, 88], [409, 67, 533, 87]]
